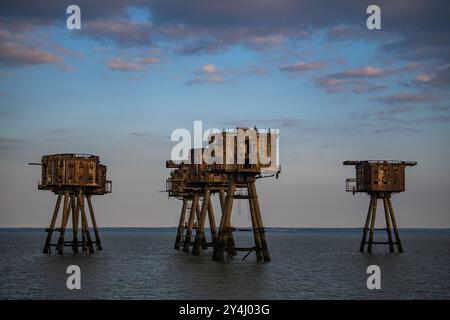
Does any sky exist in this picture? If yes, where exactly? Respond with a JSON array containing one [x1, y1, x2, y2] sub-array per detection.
[[0, 0, 449, 228]]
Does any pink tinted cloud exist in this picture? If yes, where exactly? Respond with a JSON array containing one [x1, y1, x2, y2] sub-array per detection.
[[139, 57, 160, 64], [327, 64, 419, 80], [107, 57, 142, 72], [187, 63, 224, 85], [0, 31, 59, 67], [85, 19, 153, 46], [414, 64, 450, 88], [279, 61, 326, 73]]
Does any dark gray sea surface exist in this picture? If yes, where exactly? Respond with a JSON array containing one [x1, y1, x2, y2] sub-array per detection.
[[1, 228, 449, 299]]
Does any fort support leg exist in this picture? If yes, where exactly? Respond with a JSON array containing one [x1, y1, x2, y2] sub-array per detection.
[[70, 195, 79, 253], [367, 195, 378, 254], [219, 188, 235, 255], [193, 190, 210, 256], [57, 193, 70, 255], [79, 197, 87, 252], [207, 194, 217, 246], [74, 196, 85, 252], [196, 200, 208, 249], [213, 182, 236, 261], [219, 189, 226, 213], [360, 195, 374, 253], [249, 181, 270, 262], [43, 193, 62, 254], [248, 184, 263, 261], [80, 200, 87, 252], [183, 194, 198, 252], [87, 195, 102, 250], [78, 192, 95, 254], [387, 197, 403, 253], [383, 198, 394, 253], [174, 198, 188, 249]]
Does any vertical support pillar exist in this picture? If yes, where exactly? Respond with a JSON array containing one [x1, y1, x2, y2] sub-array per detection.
[[80, 198, 87, 252], [195, 199, 208, 249], [359, 195, 373, 253], [57, 193, 70, 255], [207, 193, 217, 245], [183, 194, 198, 252], [86, 195, 102, 250], [70, 194, 79, 253], [174, 198, 188, 249], [219, 188, 226, 210], [219, 188, 235, 255], [193, 189, 210, 255], [249, 181, 270, 262], [383, 197, 394, 252], [78, 192, 94, 254], [367, 194, 378, 253], [213, 182, 236, 261], [76, 194, 86, 252], [43, 193, 62, 254], [248, 184, 263, 261], [387, 196, 403, 253]]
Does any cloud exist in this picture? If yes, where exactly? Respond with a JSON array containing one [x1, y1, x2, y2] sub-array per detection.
[[186, 63, 269, 84], [430, 105, 450, 113], [314, 64, 419, 94], [320, 144, 335, 149], [374, 93, 438, 105], [84, 19, 154, 46], [0, 31, 59, 67], [139, 57, 160, 64], [249, 66, 268, 74], [279, 61, 326, 73], [315, 78, 387, 94], [43, 128, 70, 135], [412, 115, 450, 124], [328, 64, 419, 80], [1, 0, 449, 69], [381, 30, 450, 63], [326, 24, 367, 40], [218, 117, 303, 128], [106, 53, 161, 72], [130, 132, 149, 137], [352, 106, 415, 121], [1, 0, 449, 94], [372, 127, 421, 134], [176, 40, 228, 55], [0, 137, 29, 150], [107, 57, 143, 72], [332, 66, 388, 79], [202, 64, 216, 74], [414, 64, 450, 88], [351, 83, 388, 94], [186, 63, 224, 85]]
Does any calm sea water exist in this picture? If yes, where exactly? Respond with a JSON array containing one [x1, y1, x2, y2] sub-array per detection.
[[1, 229, 449, 299]]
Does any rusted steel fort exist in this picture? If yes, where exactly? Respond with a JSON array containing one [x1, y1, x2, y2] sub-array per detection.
[[344, 160, 417, 253], [166, 128, 280, 262], [30, 154, 111, 254]]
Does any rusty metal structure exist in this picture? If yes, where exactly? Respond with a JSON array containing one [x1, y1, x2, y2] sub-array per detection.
[[30, 153, 111, 254], [344, 160, 417, 253], [166, 148, 228, 255], [166, 128, 280, 262]]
